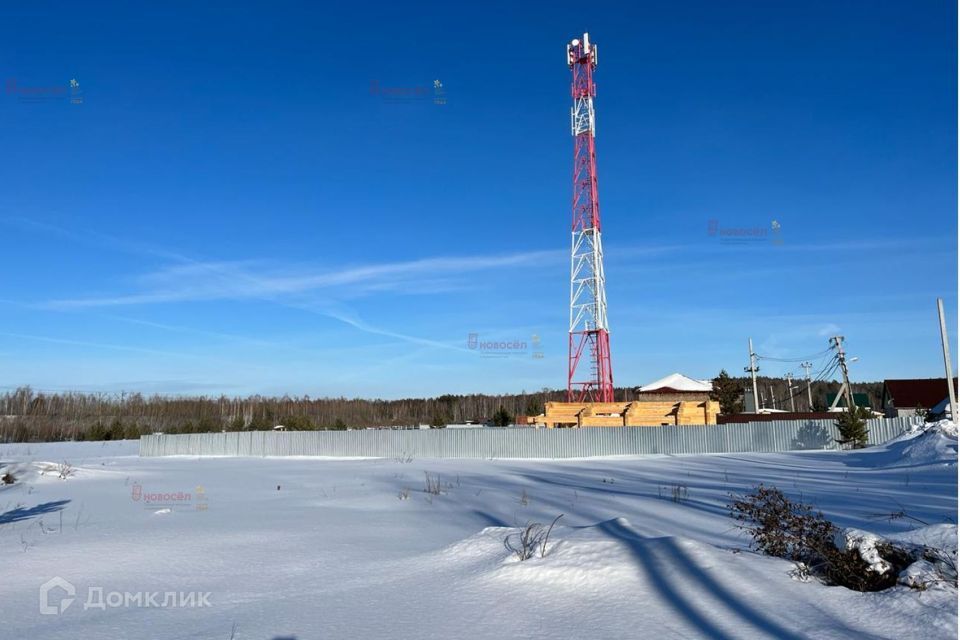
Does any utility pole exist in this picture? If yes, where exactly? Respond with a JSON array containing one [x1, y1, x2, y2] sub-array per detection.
[[769, 384, 777, 410], [785, 373, 796, 412], [801, 361, 814, 411], [830, 336, 856, 412], [937, 298, 957, 421], [745, 338, 760, 411]]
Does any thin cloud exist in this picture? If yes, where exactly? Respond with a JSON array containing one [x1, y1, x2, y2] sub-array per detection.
[[304, 304, 468, 353], [11, 218, 529, 355], [0, 216, 191, 263], [105, 315, 306, 351], [43, 250, 562, 309], [0, 331, 199, 359], [818, 323, 842, 337]]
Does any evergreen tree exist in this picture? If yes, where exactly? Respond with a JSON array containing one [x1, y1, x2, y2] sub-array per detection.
[[525, 397, 544, 417], [123, 422, 142, 440], [491, 406, 513, 427], [198, 415, 221, 432], [711, 369, 743, 414], [914, 404, 929, 422], [86, 421, 107, 441], [107, 417, 124, 440], [281, 414, 315, 431], [835, 406, 870, 449]]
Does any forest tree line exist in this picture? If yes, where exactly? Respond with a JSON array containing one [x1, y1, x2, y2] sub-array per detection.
[[0, 386, 576, 442], [0, 375, 883, 442]]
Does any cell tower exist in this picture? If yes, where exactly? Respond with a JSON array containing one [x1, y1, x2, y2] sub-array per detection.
[[566, 32, 614, 403]]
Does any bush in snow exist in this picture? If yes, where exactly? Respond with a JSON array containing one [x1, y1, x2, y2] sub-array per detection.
[[57, 461, 75, 480], [926, 546, 958, 588], [730, 485, 913, 591], [657, 483, 690, 502], [895, 540, 958, 591], [503, 514, 563, 561], [423, 472, 442, 496], [827, 529, 913, 592], [671, 483, 689, 503], [730, 484, 835, 561]]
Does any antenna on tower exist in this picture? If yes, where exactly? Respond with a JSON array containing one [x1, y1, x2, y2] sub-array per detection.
[[566, 32, 613, 403]]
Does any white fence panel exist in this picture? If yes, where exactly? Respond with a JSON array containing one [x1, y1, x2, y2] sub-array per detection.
[[138, 416, 920, 459]]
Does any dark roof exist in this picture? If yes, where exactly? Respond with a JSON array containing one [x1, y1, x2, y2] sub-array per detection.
[[825, 392, 872, 409], [882, 378, 958, 409], [719, 412, 838, 424]]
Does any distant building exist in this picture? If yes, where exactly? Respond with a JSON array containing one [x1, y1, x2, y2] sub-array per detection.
[[529, 373, 721, 428], [635, 373, 713, 402], [629, 373, 719, 425], [880, 378, 958, 418], [824, 392, 872, 410]]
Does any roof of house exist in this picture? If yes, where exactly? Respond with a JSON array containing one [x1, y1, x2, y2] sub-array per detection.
[[825, 392, 872, 409], [637, 373, 713, 394], [882, 378, 958, 409]]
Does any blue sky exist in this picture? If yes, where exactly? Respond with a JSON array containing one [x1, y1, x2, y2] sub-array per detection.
[[0, 1, 956, 398]]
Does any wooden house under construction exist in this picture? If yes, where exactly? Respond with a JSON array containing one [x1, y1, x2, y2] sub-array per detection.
[[532, 373, 720, 427]]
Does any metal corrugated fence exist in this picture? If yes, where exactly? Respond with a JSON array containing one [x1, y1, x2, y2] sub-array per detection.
[[138, 416, 918, 459]]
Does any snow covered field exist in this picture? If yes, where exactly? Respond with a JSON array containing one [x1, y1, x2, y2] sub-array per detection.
[[0, 426, 956, 640]]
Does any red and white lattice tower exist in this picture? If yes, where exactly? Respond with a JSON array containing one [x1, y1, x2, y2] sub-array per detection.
[[566, 32, 614, 403]]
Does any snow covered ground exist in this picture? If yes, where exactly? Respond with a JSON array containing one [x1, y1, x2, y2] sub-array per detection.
[[0, 426, 956, 640]]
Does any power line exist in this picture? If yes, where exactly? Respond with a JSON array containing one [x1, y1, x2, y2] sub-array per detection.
[[744, 341, 838, 412], [756, 347, 833, 363], [765, 356, 840, 410]]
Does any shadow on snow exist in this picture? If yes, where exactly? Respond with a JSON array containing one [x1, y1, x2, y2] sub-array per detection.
[[598, 518, 805, 640], [0, 499, 71, 525]]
